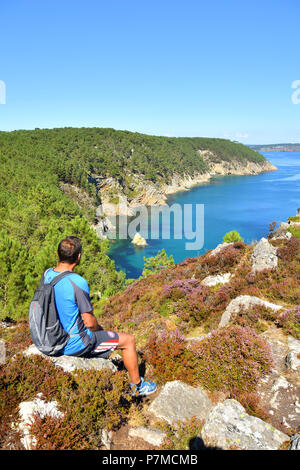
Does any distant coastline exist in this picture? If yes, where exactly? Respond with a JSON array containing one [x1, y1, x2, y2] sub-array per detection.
[[249, 144, 300, 152]]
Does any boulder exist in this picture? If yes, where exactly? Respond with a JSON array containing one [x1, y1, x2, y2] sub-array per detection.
[[285, 336, 300, 372], [128, 427, 166, 447], [208, 242, 233, 257], [0, 340, 6, 365], [131, 232, 148, 246], [201, 399, 289, 450], [201, 272, 232, 287], [257, 328, 300, 431], [23, 344, 117, 373], [218, 295, 282, 328], [251, 237, 278, 272], [148, 380, 213, 425], [18, 394, 64, 449]]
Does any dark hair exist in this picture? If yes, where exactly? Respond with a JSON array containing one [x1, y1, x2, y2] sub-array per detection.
[[58, 236, 82, 263]]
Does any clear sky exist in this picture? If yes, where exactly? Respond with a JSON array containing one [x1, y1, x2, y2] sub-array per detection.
[[0, 0, 299, 144]]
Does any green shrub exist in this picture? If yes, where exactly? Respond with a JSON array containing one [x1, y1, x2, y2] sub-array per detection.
[[144, 330, 197, 385], [191, 326, 273, 394], [223, 230, 243, 243], [158, 416, 204, 450]]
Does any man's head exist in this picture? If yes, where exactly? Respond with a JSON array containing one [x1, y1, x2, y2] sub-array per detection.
[[58, 236, 82, 265]]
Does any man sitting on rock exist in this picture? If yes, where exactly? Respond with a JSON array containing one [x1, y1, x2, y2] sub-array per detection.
[[42, 236, 157, 397]]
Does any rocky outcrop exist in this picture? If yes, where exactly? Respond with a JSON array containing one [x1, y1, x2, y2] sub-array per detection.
[[201, 399, 289, 450], [93, 156, 276, 218], [218, 295, 283, 328], [257, 327, 300, 431], [201, 272, 232, 287], [17, 394, 64, 449], [128, 427, 166, 447], [251, 237, 278, 272], [131, 232, 148, 247], [0, 340, 5, 365], [23, 344, 117, 373], [148, 380, 213, 425], [208, 242, 234, 257], [285, 336, 300, 372]]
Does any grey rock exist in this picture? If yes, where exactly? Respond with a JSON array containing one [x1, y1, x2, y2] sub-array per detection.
[[148, 380, 213, 425], [101, 429, 113, 450], [218, 295, 282, 328], [285, 336, 300, 372], [208, 242, 233, 257], [23, 344, 117, 373], [128, 427, 166, 447], [201, 399, 289, 450], [201, 272, 232, 287], [257, 329, 300, 431], [289, 433, 300, 450], [18, 395, 64, 449], [0, 340, 6, 365], [251, 237, 278, 272]]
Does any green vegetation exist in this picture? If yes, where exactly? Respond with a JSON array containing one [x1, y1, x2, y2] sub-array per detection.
[[0, 352, 131, 449], [0, 127, 267, 187], [223, 230, 243, 243], [142, 248, 175, 276]]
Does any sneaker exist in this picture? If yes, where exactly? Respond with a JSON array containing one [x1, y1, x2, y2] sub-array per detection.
[[130, 377, 157, 397]]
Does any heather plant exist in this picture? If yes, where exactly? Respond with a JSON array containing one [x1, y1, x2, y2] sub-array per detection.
[[29, 369, 131, 450], [190, 326, 273, 395], [0, 351, 131, 450], [276, 306, 300, 339], [158, 416, 204, 450], [144, 330, 197, 385], [277, 236, 300, 261], [228, 303, 279, 333]]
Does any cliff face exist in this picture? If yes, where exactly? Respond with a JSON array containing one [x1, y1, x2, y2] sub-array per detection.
[[95, 153, 277, 220]]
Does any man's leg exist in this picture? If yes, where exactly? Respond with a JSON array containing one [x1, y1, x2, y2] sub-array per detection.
[[117, 332, 140, 385]]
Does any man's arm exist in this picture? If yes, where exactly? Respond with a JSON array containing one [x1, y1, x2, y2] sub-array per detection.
[[81, 311, 102, 332]]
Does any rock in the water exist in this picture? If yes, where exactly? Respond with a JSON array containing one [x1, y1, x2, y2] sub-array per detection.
[[251, 237, 278, 272], [128, 427, 166, 447], [148, 380, 213, 425], [218, 295, 282, 328], [131, 232, 148, 246], [23, 344, 117, 373], [201, 272, 232, 287], [201, 399, 289, 450]]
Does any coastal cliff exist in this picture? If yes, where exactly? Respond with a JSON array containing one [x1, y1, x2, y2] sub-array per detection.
[[94, 154, 276, 232]]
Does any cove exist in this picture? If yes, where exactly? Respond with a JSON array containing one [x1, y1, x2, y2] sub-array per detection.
[[108, 151, 300, 279]]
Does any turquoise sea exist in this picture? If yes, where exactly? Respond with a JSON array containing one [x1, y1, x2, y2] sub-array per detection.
[[108, 151, 300, 279]]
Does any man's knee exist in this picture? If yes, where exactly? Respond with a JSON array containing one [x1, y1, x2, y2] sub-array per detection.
[[118, 332, 136, 349]]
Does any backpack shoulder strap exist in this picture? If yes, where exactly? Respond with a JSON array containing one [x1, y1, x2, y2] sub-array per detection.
[[40, 268, 52, 286], [50, 270, 72, 287]]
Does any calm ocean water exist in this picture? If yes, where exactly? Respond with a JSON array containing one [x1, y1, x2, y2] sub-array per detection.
[[108, 151, 300, 279]]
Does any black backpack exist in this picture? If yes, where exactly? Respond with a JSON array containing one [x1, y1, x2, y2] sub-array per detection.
[[29, 270, 75, 356]]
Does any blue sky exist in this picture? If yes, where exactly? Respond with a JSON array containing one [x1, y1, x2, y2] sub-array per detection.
[[0, 0, 299, 144]]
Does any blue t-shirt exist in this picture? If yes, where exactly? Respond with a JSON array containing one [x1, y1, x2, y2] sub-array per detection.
[[44, 268, 93, 355]]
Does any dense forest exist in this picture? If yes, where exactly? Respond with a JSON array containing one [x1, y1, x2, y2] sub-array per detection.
[[0, 127, 268, 322]]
